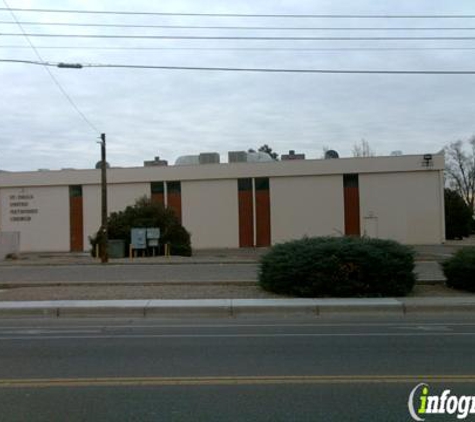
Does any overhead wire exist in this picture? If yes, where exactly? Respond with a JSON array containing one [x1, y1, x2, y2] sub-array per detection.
[[1, 1, 99, 134], [1, 8, 475, 19], [3, 21, 475, 31], [4, 45, 475, 51], [4, 33, 475, 41], [3, 58, 475, 74]]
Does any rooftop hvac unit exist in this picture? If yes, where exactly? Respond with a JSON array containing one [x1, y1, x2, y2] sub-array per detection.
[[175, 155, 200, 165], [199, 152, 220, 164], [228, 151, 247, 163]]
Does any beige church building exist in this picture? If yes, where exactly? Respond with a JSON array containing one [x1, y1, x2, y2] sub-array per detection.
[[0, 152, 445, 253]]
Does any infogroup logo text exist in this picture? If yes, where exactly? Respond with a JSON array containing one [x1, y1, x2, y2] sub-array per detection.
[[408, 383, 475, 420]]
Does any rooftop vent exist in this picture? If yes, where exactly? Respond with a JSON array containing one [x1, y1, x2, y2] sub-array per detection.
[[95, 161, 110, 169], [281, 150, 305, 160], [144, 156, 168, 167], [324, 150, 339, 159]]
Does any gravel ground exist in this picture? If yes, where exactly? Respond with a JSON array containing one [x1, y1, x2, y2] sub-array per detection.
[[0, 285, 283, 301], [0, 284, 471, 301]]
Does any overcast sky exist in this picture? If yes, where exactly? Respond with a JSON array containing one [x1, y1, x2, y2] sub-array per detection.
[[1, 0, 475, 171]]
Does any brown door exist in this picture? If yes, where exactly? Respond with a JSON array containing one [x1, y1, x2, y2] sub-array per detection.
[[167, 181, 182, 223], [151, 181, 165, 205], [343, 174, 360, 236], [69, 185, 84, 251], [238, 179, 254, 247], [255, 178, 271, 247]]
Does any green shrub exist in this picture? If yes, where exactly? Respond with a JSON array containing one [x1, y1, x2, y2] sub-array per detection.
[[442, 247, 475, 292], [258, 236, 416, 297], [90, 197, 192, 257]]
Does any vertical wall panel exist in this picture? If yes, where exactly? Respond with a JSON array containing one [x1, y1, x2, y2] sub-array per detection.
[[181, 180, 239, 248], [167, 181, 182, 223], [151, 181, 165, 206], [343, 174, 360, 236], [238, 178, 254, 247], [255, 178, 271, 246], [69, 185, 84, 252]]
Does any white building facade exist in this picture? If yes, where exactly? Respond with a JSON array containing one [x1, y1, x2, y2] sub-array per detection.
[[0, 153, 445, 252]]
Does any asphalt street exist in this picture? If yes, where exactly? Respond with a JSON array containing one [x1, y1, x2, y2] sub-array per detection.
[[0, 315, 474, 421], [0, 261, 443, 283]]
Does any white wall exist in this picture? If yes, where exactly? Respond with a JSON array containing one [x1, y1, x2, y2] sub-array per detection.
[[0, 186, 69, 252], [83, 183, 150, 251], [359, 171, 444, 244], [181, 179, 239, 248], [270, 175, 345, 243]]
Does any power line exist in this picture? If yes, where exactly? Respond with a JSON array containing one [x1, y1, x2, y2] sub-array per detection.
[[1, 7, 475, 19], [3, 45, 475, 52], [5, 32, 475, 40], [1, 1, 99, 134], [3, 20, 475, 31], [4, 58, 475, 74]]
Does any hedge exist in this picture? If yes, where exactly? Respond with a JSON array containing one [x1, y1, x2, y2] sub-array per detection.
[[258, 236, 416, 297], [442, 247, 475, 292]]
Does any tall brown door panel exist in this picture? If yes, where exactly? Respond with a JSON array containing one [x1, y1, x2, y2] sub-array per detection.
[[69, 185, 84, 251], [255, 178, 271, 247], [151, 181, 165, 205], [238, 178, 254, 247], [343, 174, 360, 236], [167, 181, 182, 223]]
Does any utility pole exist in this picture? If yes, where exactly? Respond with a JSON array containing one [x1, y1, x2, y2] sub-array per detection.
[[100, 133, 108, 263]]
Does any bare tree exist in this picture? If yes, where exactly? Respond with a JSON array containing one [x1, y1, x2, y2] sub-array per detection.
[[321, 145, 329, 158], [248, 145, 279, 160], [445, 137, 475, 213], [258, 144, 279, 160], [352, 139, 375, 157]]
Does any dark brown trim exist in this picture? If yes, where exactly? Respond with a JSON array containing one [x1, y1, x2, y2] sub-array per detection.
[[69, 185, 84, 251], [255, 178, 271, 247], [343, 174, 360, 236], [151, 181, 165, 205], [238, 178, 254, 247], [167, 181, 182, 223]]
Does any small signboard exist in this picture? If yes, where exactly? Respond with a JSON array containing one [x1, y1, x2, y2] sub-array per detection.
[[131, 228, 147, 249], [148, 239, 159, 247], [146, 228, 160, 239]]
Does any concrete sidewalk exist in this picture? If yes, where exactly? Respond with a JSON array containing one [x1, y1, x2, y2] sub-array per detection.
[[1, 296, 475, 318]]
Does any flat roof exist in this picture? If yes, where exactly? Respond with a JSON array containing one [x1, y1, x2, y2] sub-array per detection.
[[0, 153, 444, 188]]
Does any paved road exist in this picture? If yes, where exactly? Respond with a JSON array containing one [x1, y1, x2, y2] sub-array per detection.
[[0, 261, 443, 283], [0, 315, 474, 421]]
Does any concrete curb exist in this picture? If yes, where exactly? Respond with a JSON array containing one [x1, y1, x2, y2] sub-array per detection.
[[0, 297, 474, 318]]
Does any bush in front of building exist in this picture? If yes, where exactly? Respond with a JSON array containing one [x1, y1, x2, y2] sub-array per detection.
[[442, 247, 475, 292], [258, 236, 416, 297], [445, 189, 474, 240], [90, 197, 192, 256]]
